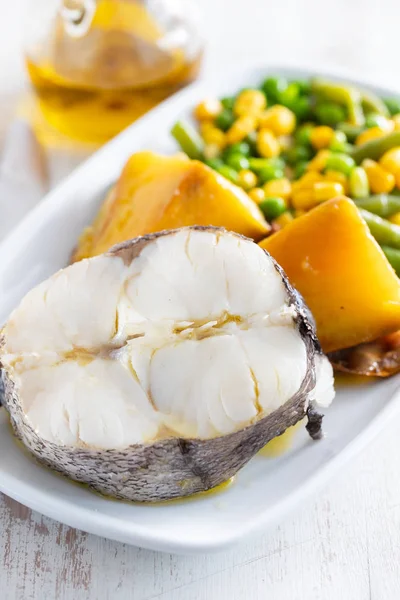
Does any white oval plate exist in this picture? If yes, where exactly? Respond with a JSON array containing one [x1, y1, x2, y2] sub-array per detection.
[[1, 65, 400, 554]]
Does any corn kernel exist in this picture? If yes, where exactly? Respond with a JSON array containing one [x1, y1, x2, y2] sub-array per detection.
[[201, 126, 226, 149], [392, 114, 400, 131], [226, 116, 257, 144], [237, 169, 258, 190], [263, 177, 292, 201], [355, 126, 386, 146], [248, 187, 265, 204], [273, 211, 294, 229], [194, 99, 223, 121], [307, 149, 331, 172], [234, 89, 266, 117], [259, 105, 296, 136], [390, 211, 400, 225], [291, 190, 316, 210], [291, 171, 323, 194], [203, 144, 221, 160], [362, 158, 396, 194], [257, 128, 280, 158], [379, 146, 400, 175], [310, 126, 335, 150], [313, 181, 344, 202], [324, 170, 349, 194]]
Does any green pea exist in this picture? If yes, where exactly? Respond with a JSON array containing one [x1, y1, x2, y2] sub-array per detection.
[[384, 97, 400, 116], [225, 153, 250, 171], [314, 102, 347, 126], [259, 197, 287, 220], [215, 109, 235, 131], [278, 82, 300, 107], [292, 79, 311, 95], [294, 160, 309, 179], [295, 124, 314, 146], [287, 96, 312, 121], [217, 165, 239, 183], [285, 145, 313, 166], [329, 130, 347, 152], [258, 166, 284, 184], [204, 157, 224, 170], [226, 142, 251, 157], [262, 76, 288, 103], [325, 153, 355, 175], [248, 157, 285, 175], [365, 113, 390, 128]]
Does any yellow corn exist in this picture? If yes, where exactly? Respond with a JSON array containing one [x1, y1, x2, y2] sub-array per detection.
[[249, 188, 265, 204], [355, 126, 386, 146], [234, 89, 266, 117], [392, 114, 400, 131], [362, 158, 396, 194], [201, 126, 226, 148], [379, 146, 400, 175], [313, 181, 344, 202], [324, 170, 349, 194], [291, 190, 316, 210], [389, 211, 400, 225], [310, 126, 335, 150], [291, 171, 323, 194], [273, 211, 294, 229], [259, 105, 296, 136], [256, 128, 280, 158], [306, 149, 331, 172], [263, 177, 292, 201], [237, 169, 258, 190], [226, 116, 257, 144], [203, 144, 221, 160], [194, 99, 223, 121], [248, 187, 265, 204]]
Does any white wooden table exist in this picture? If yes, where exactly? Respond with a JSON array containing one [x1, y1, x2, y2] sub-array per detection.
[[2, 0, 400, 598]]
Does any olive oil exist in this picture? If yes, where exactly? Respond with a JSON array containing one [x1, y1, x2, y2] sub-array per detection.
[[25, 0, 202, 144]]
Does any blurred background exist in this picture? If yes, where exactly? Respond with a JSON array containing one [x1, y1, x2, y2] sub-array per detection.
[[1, 0, 399, 208]]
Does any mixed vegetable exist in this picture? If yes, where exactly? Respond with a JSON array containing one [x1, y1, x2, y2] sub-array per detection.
[[171, 75, 400, 276]]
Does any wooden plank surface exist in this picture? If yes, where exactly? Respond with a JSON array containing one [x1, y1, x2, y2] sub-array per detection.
[[2, 0, 400, 598]]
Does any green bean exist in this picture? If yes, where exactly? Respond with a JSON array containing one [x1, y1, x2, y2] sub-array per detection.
[[359, 209, 400, 248], [361, 89, 390, 118], [384, 97, 400, 116], [337, 122, 365, 142], [354, 195, 400, 217], [295, 124, 314, 146], [311, 78, 365, 126], [287, 96, 312, 121], [224, 142, 251, 157], [365, 113, 390, 129], [351, 132, 400, 164], [278, 82, 300, 106], [314, 102, 347, 126], [381, 246, 400, 276], [171, 121, 204, 159]]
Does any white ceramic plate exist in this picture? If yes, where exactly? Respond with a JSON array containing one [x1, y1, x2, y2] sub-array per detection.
[[1, 65, 400, 554]]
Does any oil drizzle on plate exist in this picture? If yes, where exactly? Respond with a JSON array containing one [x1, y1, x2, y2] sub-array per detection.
[[258, 420, 304, 458]]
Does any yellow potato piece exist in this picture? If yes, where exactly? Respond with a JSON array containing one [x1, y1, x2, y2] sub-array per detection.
[[260, 197, 400, 353], [73, 152, 269, 261]]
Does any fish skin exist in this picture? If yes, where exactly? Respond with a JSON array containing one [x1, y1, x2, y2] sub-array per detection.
[[0, 227, 324, 502]]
